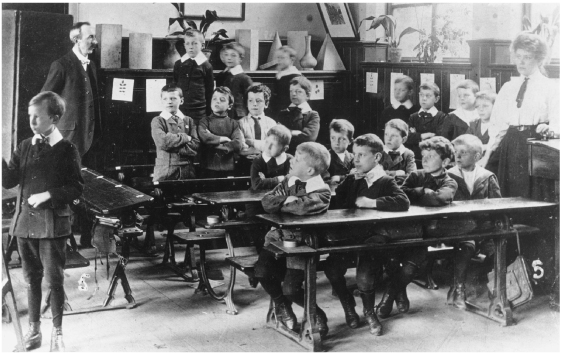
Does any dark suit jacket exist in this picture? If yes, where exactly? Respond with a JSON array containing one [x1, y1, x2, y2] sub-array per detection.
[[277, 108, 320, 154], [3, 138, 84, 239], [42, 51, 101, 156]]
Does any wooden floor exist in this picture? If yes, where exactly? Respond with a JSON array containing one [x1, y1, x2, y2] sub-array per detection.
[[2, 232, 560, 352]]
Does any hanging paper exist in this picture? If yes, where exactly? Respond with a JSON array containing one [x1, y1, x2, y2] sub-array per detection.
[[366, 72, 378, 93], [420, 73, 435, 85], [146, 79, 167, 112], [309, 80, 324, 100], [449, 74, 466, 109], [479, 77, 497, 93], [112, 78, 134, 102], [390, 72, 404, 107]]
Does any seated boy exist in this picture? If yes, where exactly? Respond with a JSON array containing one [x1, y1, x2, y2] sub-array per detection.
[[324, 134, 410, 336], [405, 82, 447, 163], [277, 76, 320, 155], [323, 119, 354, 184], [447, 134, 501, 309], [443, 79, 480, 141], [250, 125, 292, 191], [239, 84, 278, 153], [151, 84, 199, 181], [381, 119, 416, 183], [380, 75, 420, 133], [197, 87, 244, 178], [271, 45, 302, 117], [215, 42, 253, 120], [378, 136, 457, 318], [255, 142, 331, 337]]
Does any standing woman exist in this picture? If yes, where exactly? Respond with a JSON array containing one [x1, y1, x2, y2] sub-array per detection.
[[479, 32, 559, 199]]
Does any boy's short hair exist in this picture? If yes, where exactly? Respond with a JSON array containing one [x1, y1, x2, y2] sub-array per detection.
[[290, 76, 313, 97], [221, 42, 245, 59], [385, 119, 409, 138], [245, 83, 272, 106], [475, 91, 497, 105], [266, 125, 291, 147], [213, 86, 234, 105], [395, 75, 415, 91], [161, 83, 183, 98], [353, 133, 384, 155], [329, 119, 355, 141], [452, 134, 484, 156], [29, 91, 66, 118], [277, 45, 297, 60], [419, 136, 454, 161], [419, 82, 441, 97], [183, 29, 204, 42], [296, 142, 330, 174], [456, 79, 480, 95]]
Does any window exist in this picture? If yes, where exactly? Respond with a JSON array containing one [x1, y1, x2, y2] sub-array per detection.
[[524, 3, 560, 61], [388, 3, 473, 59]]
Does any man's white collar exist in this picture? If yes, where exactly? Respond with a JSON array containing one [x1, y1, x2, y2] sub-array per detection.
[[288, 174, 327, 193], [160, 110, 186, 120], [72, 46, 89, 62], [418, 106, 439, 117], [391, 99, 413, 110], [289, 101, 312, 113], [276, 66, 300, 79], [32, 127, 63, 147], [262, 152, 287, 165], [181, 51, 208, 65]]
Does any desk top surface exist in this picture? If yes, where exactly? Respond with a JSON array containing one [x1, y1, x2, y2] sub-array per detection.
[[528, 139, 560, 152], [257, 197, 557, 228], [192, 185, 338, 204], [81, 168, 153, 215], [153, 176, 250, 187]]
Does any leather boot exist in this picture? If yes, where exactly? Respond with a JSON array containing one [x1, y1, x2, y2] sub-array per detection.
[[50, 326, 64, 352], [19, 321, 42, 351], [451, 283, 467, 310], [395, 287, 410, 313], [447, 244, 474, 309], [359, 291, 382, 336], [377, 285, 397, 318], [396, 263, 418, 314], [339, 293, 360, 328], [275, 299, 297, 331], [315, 305, 329, 338]]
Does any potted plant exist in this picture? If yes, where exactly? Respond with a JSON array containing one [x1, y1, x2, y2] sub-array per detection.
[[358, 14, 421, 62], [413, 30, 442, 63], [523, 5, 560, 65]]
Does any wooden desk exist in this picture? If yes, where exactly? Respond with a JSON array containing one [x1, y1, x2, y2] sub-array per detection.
[[257, 197, 557, 351], [192, 185, 338, 205]]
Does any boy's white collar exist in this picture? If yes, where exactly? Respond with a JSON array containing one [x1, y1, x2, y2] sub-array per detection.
[[288, 174, 327, 193], [384, 144, 407, 155], [262, 152, 288, 165], [450, 107, 479, 124], [228, 65, 244, 75], [160, 110, 186, 120], [180, 51, 208, 65], [289, 101, 312, 113], [418, 106, 439, 117], [363, 164, 386, 187], [32, 127, 63, 147], [391, 99, 413, 110], [276, 65, 300, 79]]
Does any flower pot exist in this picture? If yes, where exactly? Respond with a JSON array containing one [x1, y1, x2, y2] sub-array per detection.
[[300, 35, 317, 71], [388, 47, 403, 63], [163, 37, 181, 69]]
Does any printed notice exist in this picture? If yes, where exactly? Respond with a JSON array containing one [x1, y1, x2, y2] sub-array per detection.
[[366, 72, 378, 93], [112, 78, 134, 102], [449, 74, 466, 109], [420, 73, 435, 85], [390, 72, 404, 107], [146, 79, 167, 112], [309, 80, 324, 100], [479, 77, 497, 93]]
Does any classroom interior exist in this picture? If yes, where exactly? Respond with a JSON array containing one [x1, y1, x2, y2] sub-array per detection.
[[2, 2, 560, 353]]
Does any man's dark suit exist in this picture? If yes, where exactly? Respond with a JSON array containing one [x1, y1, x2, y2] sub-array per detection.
[[42, 51, 101, 157]]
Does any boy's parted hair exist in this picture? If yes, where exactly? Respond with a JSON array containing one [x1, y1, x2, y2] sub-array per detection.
[[419, 136, 455, 161], [213, 86, 234, 105], [475, 91, 497, 105], [290, 76, 313, 97], [395, 75, 415, 91], [452, 134, 484, 156], [245, 83, 272, 106], [266, 125, 292, 147], [353, 133, 384, 155], [277, 45, 297, 60], [29, 91, 66, 119], [329, 119, 355, 141], [456, 79, 480, 95], [296, 142, 331, 174], [161, 84, 183, 98], [419, 82, 441, 97], [69, 22, 90, 43], [221, 42, 245, 59], [385, 119, 409, 138], [183, 29, 205, 43]]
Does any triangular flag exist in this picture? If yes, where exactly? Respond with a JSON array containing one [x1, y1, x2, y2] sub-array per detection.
[[267, 32, 282, 63], [315, 34, 346, 71]]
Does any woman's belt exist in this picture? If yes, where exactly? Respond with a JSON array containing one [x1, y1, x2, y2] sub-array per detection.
[[509, 125, 537, 132]]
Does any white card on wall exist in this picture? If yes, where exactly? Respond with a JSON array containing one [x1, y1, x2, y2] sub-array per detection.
[[366, 72, 378, 93], [146, 79, 167, 112], [390, 72, 404, 107], [310, 80, 324, 100], [479, 77, 497, 93], [112, 78, 134, 102], [420, 73, 435, 85], [449, 74, 466, 109]]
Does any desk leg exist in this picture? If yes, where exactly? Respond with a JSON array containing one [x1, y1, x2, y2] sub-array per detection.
[[301, 255, 321, 351]]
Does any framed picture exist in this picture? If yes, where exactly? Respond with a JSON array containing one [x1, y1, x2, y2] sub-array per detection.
[[317, 3, 357, 40], [181, 3, 245, 21]]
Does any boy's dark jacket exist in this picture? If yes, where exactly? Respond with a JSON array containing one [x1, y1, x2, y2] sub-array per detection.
[[2, 138, 84, 239], [447, 165, 501, 201], [261, 176, 331, 215], [401, 170, 457, 206], [277, 108, 320, 154], [334, 174, 410, 211]]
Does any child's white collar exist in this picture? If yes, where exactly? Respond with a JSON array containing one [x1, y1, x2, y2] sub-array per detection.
[[180, 51, 208, 65], [276, 66, 300, 79], [450, 107, 479, 124], [288, 174, 327, 193], [262, 152, 288, 165], [384, 144, 407, 155], [391, 99, 413, 110], [289, 101, 312, 113], [418, 106, 439, 117], [32, 127, 63, 147], [160, 110, 186, 120], [228, 65, 244, 75]]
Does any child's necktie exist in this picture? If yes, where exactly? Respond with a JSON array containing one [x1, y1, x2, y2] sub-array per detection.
[[419, 111, 432, 119], [251, 116, 261, 139], [388, 151, 400, 160]]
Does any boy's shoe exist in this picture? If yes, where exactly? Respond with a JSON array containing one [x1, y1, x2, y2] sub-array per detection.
[[275, 301, 297, 331], [360, 291, 382, 336], [20, 321, 42, 351], [315, 305, 329, 338], [447, 283, 467, 310], [377, 286, 396, 318], [50, 326, 65, 352], [339, 294, 359, 329], [395, 288, 410, 313]]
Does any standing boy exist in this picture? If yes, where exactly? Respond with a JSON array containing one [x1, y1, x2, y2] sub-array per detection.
[[277, 76, 320, 155], [379, 75, 420, 134], [378, 136, 457, 318], [151, 84, 199, 181], [173, 29, 214, 124], [255, 142, 331, 338], [215, 42, 253, 120], [2, 92, 84, 352], [239, 84, 278, 152], [324, 134, 410, 336], [447, 134, 501, 309], [198, 87, 244, 178], [381, 119, 417, 183], [271, 46, 302, 117], [324, 119, 355, 184], [443, 80, 480, 141], [405, 82, 447, 163], [467, 91, 496, 146]]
